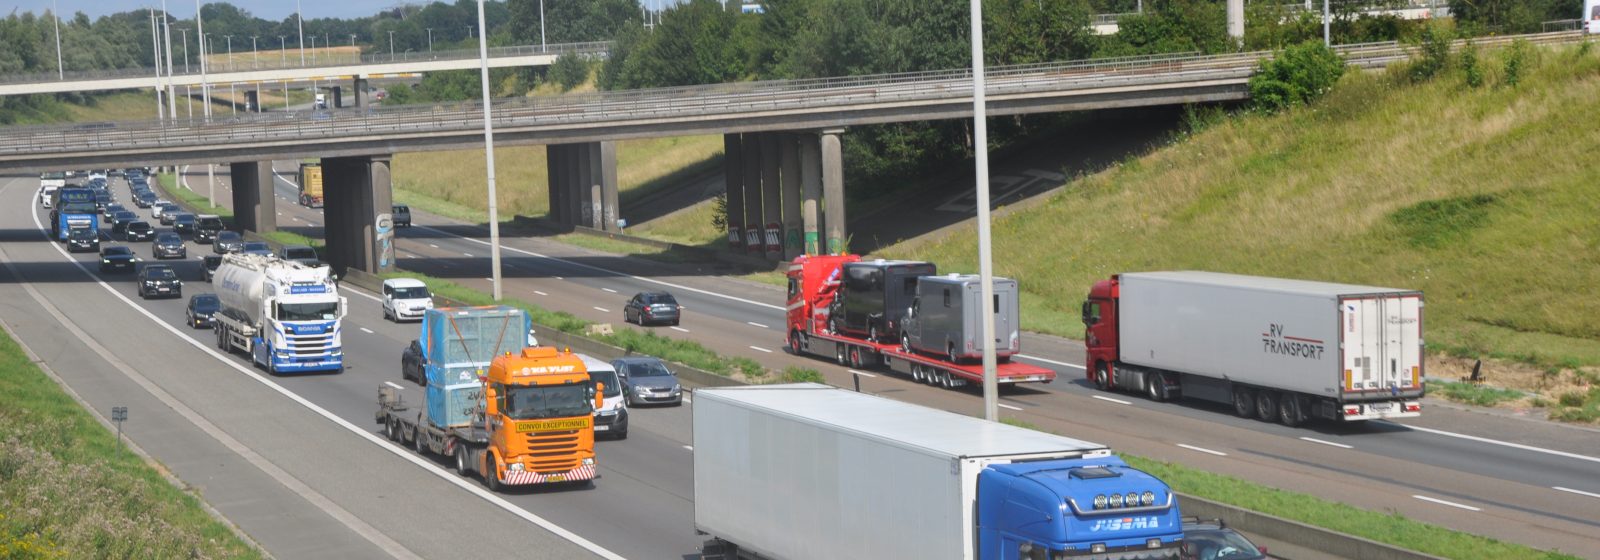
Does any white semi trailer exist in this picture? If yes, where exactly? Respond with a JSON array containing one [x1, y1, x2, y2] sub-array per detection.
[[213, 253, 346, 374]]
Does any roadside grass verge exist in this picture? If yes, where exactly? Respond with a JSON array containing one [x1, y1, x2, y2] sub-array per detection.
[[1432, 381, 1524, 407], [0, 326, 261, 559], [158, 172, 232, 218], [259, 230, 326, 253]]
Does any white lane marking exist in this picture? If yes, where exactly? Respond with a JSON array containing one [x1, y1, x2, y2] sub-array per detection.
[[1017, 354, 1087, 369], [534, 290, 549, 296], [1389, 423, 1600, 465], [1177, 444, 1228, 457], [359, 327, 374, 334], [24, 197, 626, 560], [1553, 486, 1600, 500], [1412, 495, 1481, 512], [291, 216, 302, 222], [670, 326, 690, 333], [462, 252, 474, 257], [682, 445, 694, 451], [1300, 437, 1353, 449], [484, 278, 493, 282], [999, 403, 1023, 411], [428, 244, 439, 248], [746, 321, 769, 329], [592, 307, 610, 313], [416, 224, 785, 311], [749, 346, 773, 353], [601, 288, 618, 293], [384, 382, 405, 390], [847, 369, 877, 378], [1092, 395, 1132, 405]]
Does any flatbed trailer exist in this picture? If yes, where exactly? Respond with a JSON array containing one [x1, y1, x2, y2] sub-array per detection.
[[376, 386, 490, 475], [788, 330, 1055, 389]]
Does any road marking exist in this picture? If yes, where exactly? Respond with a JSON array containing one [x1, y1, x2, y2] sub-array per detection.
[[384, 382, 405, 390], [601, 288, 617, 293], [534, 290, 548, 296], [1300, 437, 1353, 449], [1388, 423, 1600, 465], [670, 326, 690, 333], [1092, 395, 1132, 405], [359, 327, 374, 334], [1553, 486, 1600, 500], [1412, 495, 1481, 512], [1177, 444, 1228, 457], [749, 346, 773, 353], [23, 193, 627, 560], [746, 321, 769, 329], [554, 276, 564, 280], [683, 445, 694, 451], [484, 278, 493, 282], [999, 403, 1023, 411], [1017, 354, 1087, 370], [428, 243, 439, 248], [592, 307, 610, 313], [847, 369, 876, 378], [462, 252, 473, 257]]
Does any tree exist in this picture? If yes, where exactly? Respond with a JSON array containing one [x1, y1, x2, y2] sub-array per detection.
[[1248, 41, 1346, 112], [1449, 0, 1581, 34]]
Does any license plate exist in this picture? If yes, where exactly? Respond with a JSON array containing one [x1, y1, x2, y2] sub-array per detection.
[[1368, 402, 1395, 413], [547, 475, 566, 482], [157, 288, 170, 292], [594, 425, 610, 431]]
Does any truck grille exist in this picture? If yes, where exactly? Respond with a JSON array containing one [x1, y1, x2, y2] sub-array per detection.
[[285, 332, 337, 355], [523, 430, 582, 472]]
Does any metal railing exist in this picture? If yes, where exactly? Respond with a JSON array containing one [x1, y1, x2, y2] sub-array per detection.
[[0, 41, 611, 86], [0, 31, 1581, 159]]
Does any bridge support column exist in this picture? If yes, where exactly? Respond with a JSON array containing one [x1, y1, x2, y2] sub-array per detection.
[[546, 144, 569, 226], [741, 134, 765, 255], [351, 77, 369, 108], [330, 86, 344, 110], [543, 142, 618, 230], [228, 161, 276, 234], [820, 129, 846, 255], [323, 155, 395, 275], [799, 136, 822, 256], [243, 90, 260, 113], [759, 134, 783, 260], [778, 134, 804, 260], [722, 133, 745, 250], [596, 141, 620, 232], [574, 143, 596, 228]]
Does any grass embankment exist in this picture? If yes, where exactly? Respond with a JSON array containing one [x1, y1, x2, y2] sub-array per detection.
[[881, 42, 1600, 418], [158, 172, 232, 217], [0, 327, 261, 559], [259, 231, 325, 253]]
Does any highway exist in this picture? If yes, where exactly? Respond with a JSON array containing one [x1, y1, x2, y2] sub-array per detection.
[[6, 166, 1600, 558]]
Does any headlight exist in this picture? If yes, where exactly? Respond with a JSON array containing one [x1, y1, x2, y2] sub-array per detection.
[[1141, 491, 1156, 506], [582, 457, 595, 466], [1109, 493, 1124, 508], [144, 281, 155, 286], [635, 386, 650, 394], [101, 258, 110, 263], [1126, 493, 1140, 507], [507, 463, 523, 471], [1093, 494, 1108, 509]]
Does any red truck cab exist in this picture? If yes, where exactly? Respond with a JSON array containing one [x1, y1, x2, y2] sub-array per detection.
[[1082, 276, 1120, 387], [785, 254, 861, 349]]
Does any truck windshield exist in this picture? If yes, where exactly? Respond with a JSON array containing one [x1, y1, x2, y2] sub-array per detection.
[[502, 384, 593, 419], [278, 301, 338, 321]]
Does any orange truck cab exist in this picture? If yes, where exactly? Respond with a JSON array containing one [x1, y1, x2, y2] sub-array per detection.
[[478, 347, 602, 489]]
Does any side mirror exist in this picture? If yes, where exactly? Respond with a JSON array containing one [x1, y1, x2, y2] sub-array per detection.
[[484, 385, 499, 417], [594, 383, 605, 409]]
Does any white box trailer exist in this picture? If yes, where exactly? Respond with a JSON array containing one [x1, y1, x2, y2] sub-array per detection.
[[1083, 271, 1423, 425], [694, 384, 1185, 560]]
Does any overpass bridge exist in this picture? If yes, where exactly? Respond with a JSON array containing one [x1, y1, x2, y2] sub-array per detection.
[[3, 32, 1576, 274], [0, 41, 610, 98]]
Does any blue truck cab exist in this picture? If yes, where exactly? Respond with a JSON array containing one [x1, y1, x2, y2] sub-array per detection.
[[980, 456, 1183, 559]]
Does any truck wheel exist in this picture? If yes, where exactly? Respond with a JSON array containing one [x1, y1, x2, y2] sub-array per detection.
[[910, 364, 923, 383], [1255, 391, 1278, 422], [386, 420, 400, 442], [1279, 396, 1304, 427], [413, 428, 427, 455], [788, 330, 803, 354], [1233, 386, 1257, 418], [1094, 364, 1111, 391], [900, 333, 912, 353], [835, 343, 847, 366], [848, 347, 863, 369], [1145, 373, 1166, 402], [940, 371, 955, 389], [484, 455, 502, 492], [455, 446, 471, 476]]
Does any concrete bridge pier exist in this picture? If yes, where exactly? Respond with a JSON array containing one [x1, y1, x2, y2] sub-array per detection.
[[322, 155, 395, 275], [243, 90, 260, 113], [778, 133, 804, 260], [723, 134, 745, 250], [350, 77, 369, 108], [544, 142, 619, 231], [720, 129, 846, 259], [228, 161, 277, 234], [819, 129, 846, 255], [740, 134, 765, 256], [330, 86, 344, 110]]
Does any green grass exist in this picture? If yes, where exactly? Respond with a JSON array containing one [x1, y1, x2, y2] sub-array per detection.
[[1433, 381, 1525, 407], [878, 43, 1600, 372], [259, 231, 325, 253], [0, 327, 261, 559], [157, 173, 232, 218]]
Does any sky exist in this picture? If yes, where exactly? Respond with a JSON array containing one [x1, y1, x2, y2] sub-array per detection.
[[4, 1, 407, 21]]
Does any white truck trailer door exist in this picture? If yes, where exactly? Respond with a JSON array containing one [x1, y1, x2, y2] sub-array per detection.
[[1344, 296, 1421, 393]]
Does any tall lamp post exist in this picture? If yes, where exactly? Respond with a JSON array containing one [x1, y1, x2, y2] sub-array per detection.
[[426, 28, 433, 52], [388, 30, 396, 61], [224, 35, 233, 71], [475, 0, 503, 301], [278, 35, 287, 65], [52, 0, 64, 79], [297, 0, 306, 66], [197, 0, 214, 207], [250, 36, 258, 68], [161, 1, 176, 121], [968, 0, 999, 422]]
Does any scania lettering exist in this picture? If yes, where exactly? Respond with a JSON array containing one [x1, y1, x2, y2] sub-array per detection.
[[212, 254, 347, 373]]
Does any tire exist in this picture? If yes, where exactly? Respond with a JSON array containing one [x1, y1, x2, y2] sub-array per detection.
[[848, 347, 862, 369], [386, 420, 400, 442], [788, 330, 803, 354], [1094, 363, 1111, 391], [835, 343, 847, 366], [484, 454, 502, 492], [1145, 373, 1166, 402], [1279, 395, 1304, 427], [940, 370, 954, 389], [1233, 386, 1257, 418], [900, 333, 912, 353], [413, 427, 427, 455], [911, 364, 924, 383], [455, 445, 470, 476], [1256, 390, 1279, 422]]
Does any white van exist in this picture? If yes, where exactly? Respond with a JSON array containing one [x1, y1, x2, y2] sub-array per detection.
[[577, 353, 628, 439], [40, 185, 59, 208], [381, 278, 433, 322], [1588, 0, 1600, 34]]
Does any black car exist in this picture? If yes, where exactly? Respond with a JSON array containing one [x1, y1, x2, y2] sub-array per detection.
[[98, 245, 137, 272], [102, 203, 127, 219], [239, 241, 272, 256], [152, 232, 186, 259], [392, 204, 412, 228], [136, 265, 182, 299], [1181, 518, 1270, 560], [66, 228, 100, 253], [194, 216, 225, 243], [185, 293, 221, 328], [124, 221, 155, 241], [132, 192, 157, 208], [172, 213, 197, 235], [401, 339, 428, 386], [109, 211, 139, 235], [213, 231, 244, 254], [623, 291, 681, 326], [201, 255, 223, 282]]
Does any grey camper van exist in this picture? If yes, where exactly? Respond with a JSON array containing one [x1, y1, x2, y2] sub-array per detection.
[[827, 259, 935, 342], [900, 274, 1020, 363]]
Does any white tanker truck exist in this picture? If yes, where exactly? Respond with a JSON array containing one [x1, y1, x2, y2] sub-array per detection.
[[213, 253, 347, 374]]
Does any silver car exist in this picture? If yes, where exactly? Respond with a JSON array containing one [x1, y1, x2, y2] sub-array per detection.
[[611, 357, 683, 406]]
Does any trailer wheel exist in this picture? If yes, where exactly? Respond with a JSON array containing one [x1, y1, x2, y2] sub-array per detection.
[[413, 427, 427, 455], [386, 420, 400, 442], [1094, 363, 1111, 391], [835, 343, 847, 366], [900, 333, 912, 353], [868, 325, 879, 343], [848, 347, 863, 369], [1279, 395, 1304, 427], [1232, 386, 1256, 418], [455, 445, 471, 476], [1145, 373, 1166, 402], [940, 370, 955, 389], [1255, 391, 1279, 422], [910, 364, 923, 383]]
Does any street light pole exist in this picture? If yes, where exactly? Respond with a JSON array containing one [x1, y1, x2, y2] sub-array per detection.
[[179, 27, 189, 73], [969, 0, 999, 422], [161, 1, 177, 121], [278, 36, 287, 65], [196, 0, 213, 207], [388, 30, 396, 61], [52, 0, 63, 79], [426, 28, 433, 52], [150, 9, 164, 121], [475, 0, 503, 301], [297, 0, 306, 66], [224, 35, 233, 71], [1323, 0, 1331, 47], [251, 36, 258, 69], [539, 0, 546, 51], [466, 25, 473, 40]]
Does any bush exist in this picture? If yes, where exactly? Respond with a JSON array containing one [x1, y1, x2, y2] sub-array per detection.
[[1248, 41, 1348, 112], [1558, 391, 1587, 408], [1504, 39, 1531, 87], [781, 367, 825, 383], [1460, 42, 1484, 88], [1411, 20, 1455, 82], [547, 53, 591, 91]]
